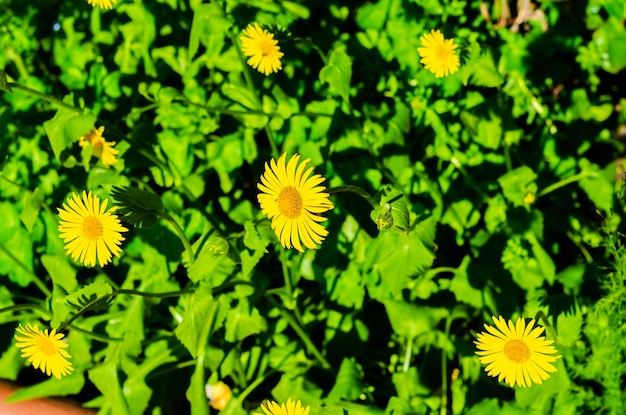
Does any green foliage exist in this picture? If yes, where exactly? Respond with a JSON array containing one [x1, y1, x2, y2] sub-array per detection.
[[1, 0, 625, 414]]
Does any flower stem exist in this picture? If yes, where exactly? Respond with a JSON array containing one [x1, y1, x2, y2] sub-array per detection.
[[6, 82, 82, 113], [267, 295, 332, 370], [154, 211, 196, 266], [227, 31, 280, 159], [327, 185, 379, 209], [537, 171, 597, 199]]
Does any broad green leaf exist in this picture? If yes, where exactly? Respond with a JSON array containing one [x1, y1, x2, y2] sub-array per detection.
[[111, 186, 163, 228], [327, 357, 364, 402], [187, 355, 209, 415], [578, 159, 614, 213], [19, 187, 44, 232], [188, 236, 235, 283], [320, 50, 352, 103], [608, 32, 626, 71], [43, 102, 96, 163], [224, 300, 267, 342], [4, 373, 84, 402], [370, 185, 409, 232], [498, 166, 537, 208], [175, 283, 214, 358], [468, 51, 503, 87], [41, 254, 77, 293], [355, 0, 391, 30], [382, 301, 448, 338], [88, 362, 130, 415], [556, 307, 583, 347], [52, 281, 114, 328]]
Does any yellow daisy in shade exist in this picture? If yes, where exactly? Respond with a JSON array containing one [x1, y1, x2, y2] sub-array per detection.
[[58, 191, 128, 267], [79, 126, 120, 166], [14, 324, 73, 379], [240, 23, 284, 76], [86, 0, 117, 9], [258, 153, 334, 252], [417, 29, 460, 78], [205, 381, 232, 410], [474, 316, 561, 387], [256, 398, 310, 415]]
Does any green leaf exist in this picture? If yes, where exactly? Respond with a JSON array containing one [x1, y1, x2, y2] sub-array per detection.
[[19, 187, 44, 232], [224, 300, 267, 342], [327, 357, 364, 402], [88, 362, 130, 415], [364, 230, 435, 299], [467, 50, 503, 87], [608, 32, 626, 72], [188, 236, 235, 283], [578, 159, 613, 213], [111, 186, 163, 228], [52, 281, 114, 328], [355, 0, 391, 30], [382, 301, 448, 338], [241, 221, 270, 277], [498, 166, 537, 207], [320, 49, 353, 102], [370, 185, 410, 232], [4, 373, 85, 402], [41, 254, 77, 293], [188, 4, 233, 59], [0, 69, 11, 92], [175, 283, 214, 358], [43, 100, 97, 163]]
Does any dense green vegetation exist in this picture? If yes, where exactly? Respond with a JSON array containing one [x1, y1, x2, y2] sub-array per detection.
[[1, 0, 625, 414]]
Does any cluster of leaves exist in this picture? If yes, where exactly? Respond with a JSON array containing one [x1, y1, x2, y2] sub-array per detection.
[[1, 0, 626, 414]]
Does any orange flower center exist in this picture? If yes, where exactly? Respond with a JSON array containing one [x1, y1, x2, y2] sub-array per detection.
[[36, 337, 57, 356], [503, 339, 531, 363], [277, 186, 302, 219], [82, 215, 104, 240], [436, 45, 451, 60], [259, 39, 274, 56]]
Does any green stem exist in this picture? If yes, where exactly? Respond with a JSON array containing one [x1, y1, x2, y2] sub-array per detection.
[[6, 82, 81, 112], [69, 324, 123, 342], [0, 304, 51, 318], [0, 241, 51, 297], [292, 37, 329, 65], [58, 288, 194, 331], [402, 336, 414, 373], [267, 295, 332, 370], [228, 31, 280, 159], [536, 171, 597, 199], [327, 185, 379, 209], [440, 315, 452, 415], [533, 310, 559, 342], [154, 211, 196, 265]]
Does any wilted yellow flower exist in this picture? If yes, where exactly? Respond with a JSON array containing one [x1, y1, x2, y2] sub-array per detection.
[[205, 381, 232, 410], [14, 324, 73, 379], [86, 0, 117, 9], [58, 191, 128, 267], [79, 126, 119, 166], [240, 23, 284, 76], [475, 316, 561, 387], [417, 29, 460, 78], [258, 153, 333, 252], [256, 398, 310, 415]]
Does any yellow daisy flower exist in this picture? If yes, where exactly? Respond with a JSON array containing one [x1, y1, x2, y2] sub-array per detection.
[[257, 153, 334, 252], [240, 23, 284, 76], [58, 191, 128, 267], [86, 0, 117, 9], [417, 29, 460, 78], [474, 316, 561, 387], [14, 324, 73, 379], [256, 398, 310, 415], [79, 126, 120, 167], [205, 381, 232, 410]]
